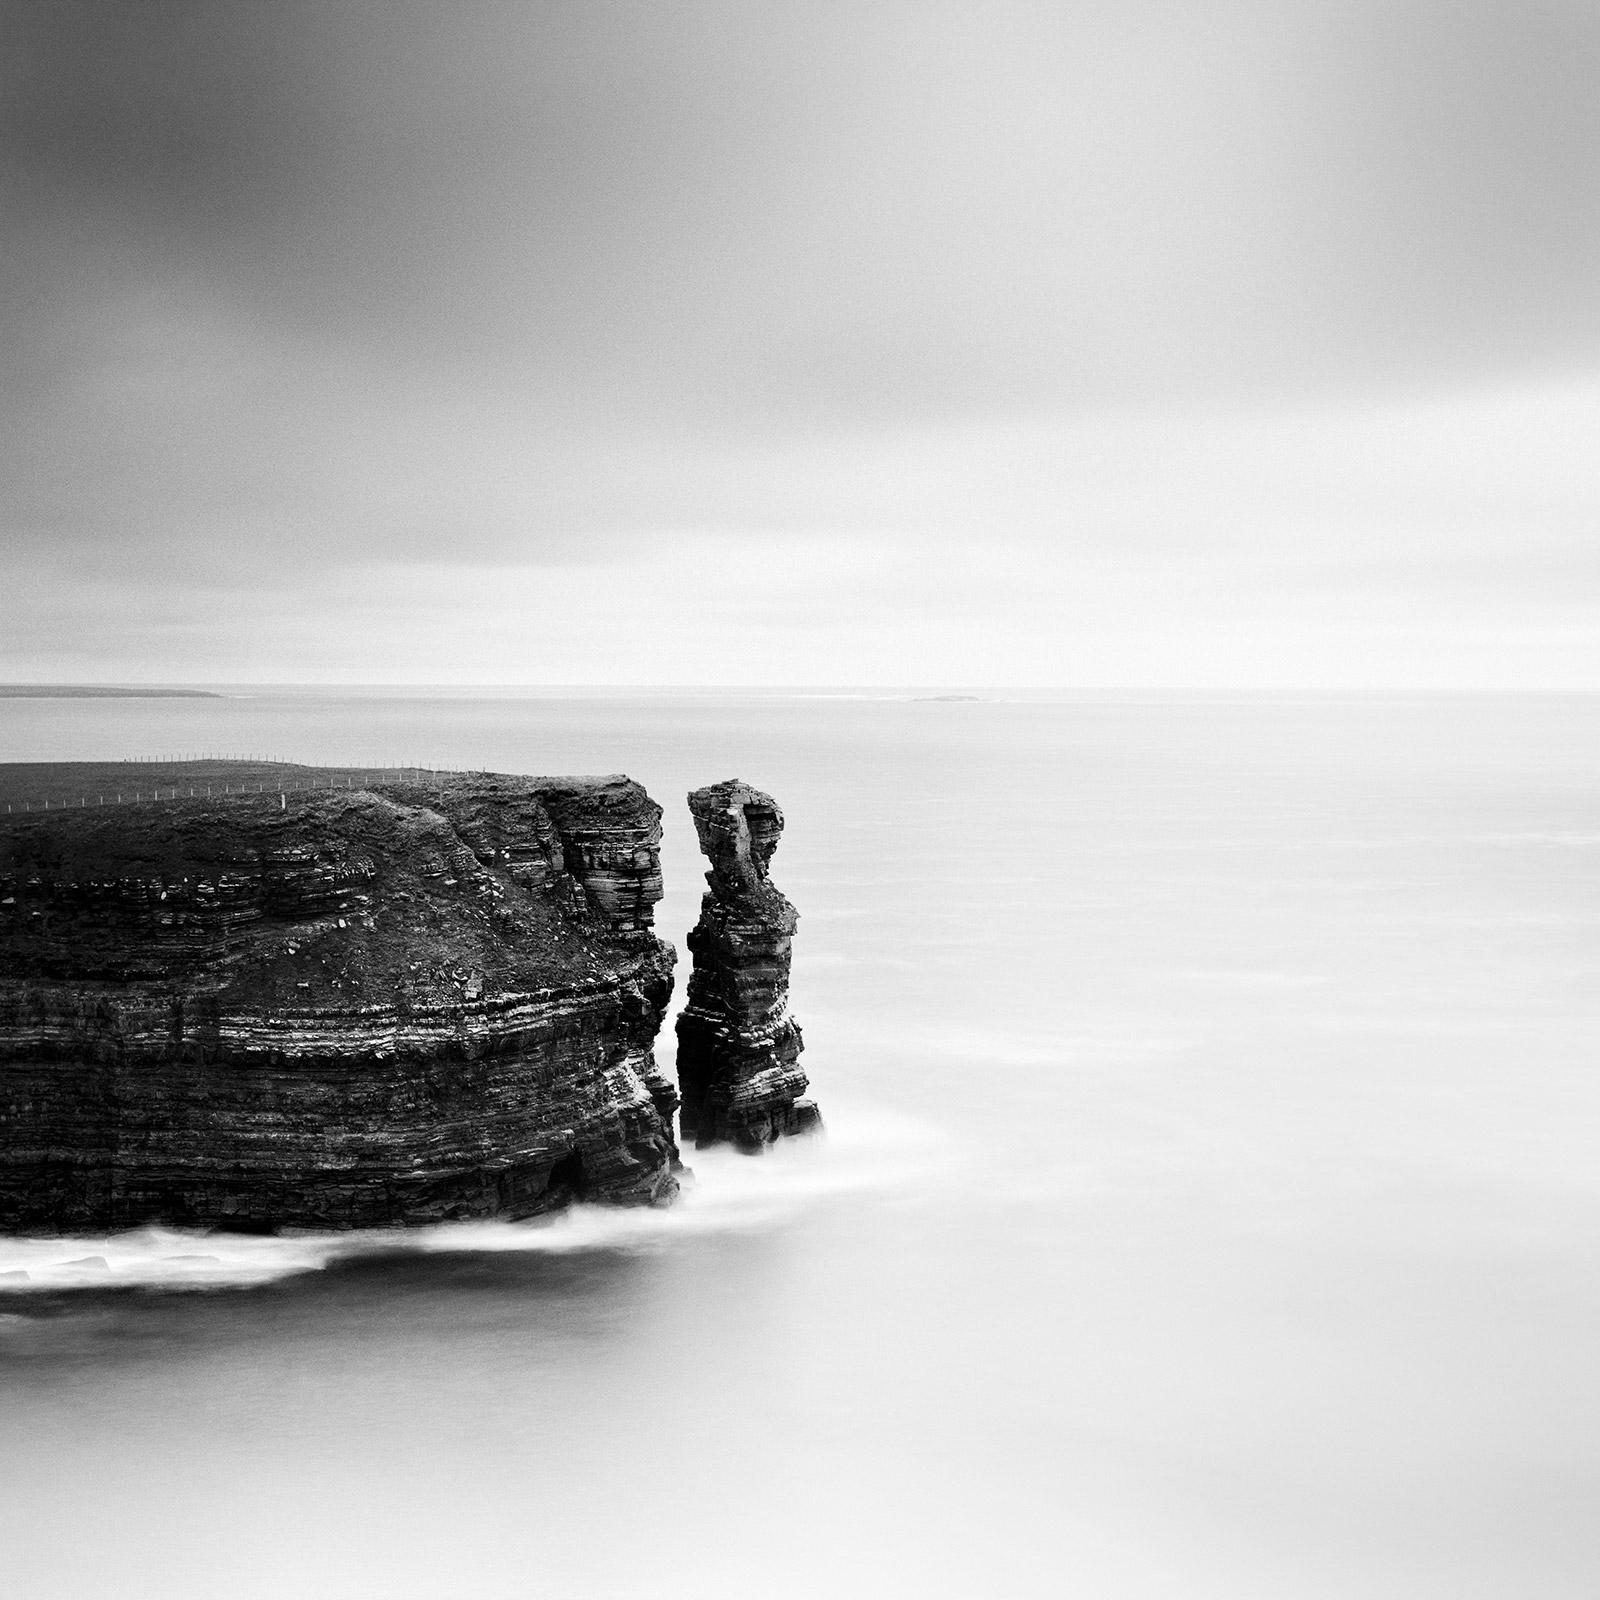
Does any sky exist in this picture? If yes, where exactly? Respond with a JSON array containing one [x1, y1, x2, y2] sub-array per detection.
[[4, 0, 1599, 687]]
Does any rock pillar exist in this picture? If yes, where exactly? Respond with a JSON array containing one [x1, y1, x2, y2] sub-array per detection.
[[675, 780, 821, 1149]]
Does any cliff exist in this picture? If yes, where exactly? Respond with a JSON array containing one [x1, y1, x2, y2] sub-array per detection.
[[675, 780, 821, 1149], [0, 771, 679, 1232]]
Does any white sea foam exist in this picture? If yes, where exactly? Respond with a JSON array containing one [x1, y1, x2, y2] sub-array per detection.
[[0, 1100, 949, 1295]]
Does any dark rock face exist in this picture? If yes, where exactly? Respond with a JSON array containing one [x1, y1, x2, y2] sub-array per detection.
[[675, 780, 821, 1150], [0, 773, 679, 1233]]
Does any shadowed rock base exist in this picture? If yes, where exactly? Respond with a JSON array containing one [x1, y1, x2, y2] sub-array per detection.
[[675, 779, 821, 1151]]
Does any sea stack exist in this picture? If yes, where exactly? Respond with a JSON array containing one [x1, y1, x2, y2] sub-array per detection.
[[0, 771, 679, 1232], [675, 780, 821, 1149]]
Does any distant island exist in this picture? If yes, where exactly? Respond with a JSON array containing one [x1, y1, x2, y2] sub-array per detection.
[[0, 685, 221, 699]]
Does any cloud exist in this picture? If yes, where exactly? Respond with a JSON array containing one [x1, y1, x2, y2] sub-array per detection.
[[4, 1, 1600, 681], [6, 377, 1598, 687]]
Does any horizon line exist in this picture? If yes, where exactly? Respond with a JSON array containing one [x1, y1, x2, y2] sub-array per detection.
[[7, 681, 1600, 696]]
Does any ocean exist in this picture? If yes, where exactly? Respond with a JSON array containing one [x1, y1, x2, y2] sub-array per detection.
[[4, 689, 1600, 1599]]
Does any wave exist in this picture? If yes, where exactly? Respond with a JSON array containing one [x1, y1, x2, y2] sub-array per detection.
[[0, 1100, 948, 1296]]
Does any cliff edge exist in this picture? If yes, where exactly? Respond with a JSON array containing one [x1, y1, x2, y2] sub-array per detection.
[[0, 771, 678, 1232]]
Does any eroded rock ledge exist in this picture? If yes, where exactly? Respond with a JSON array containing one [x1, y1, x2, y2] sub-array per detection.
[[675, 779, 821, 1150], [0, 772, 679, 1232]]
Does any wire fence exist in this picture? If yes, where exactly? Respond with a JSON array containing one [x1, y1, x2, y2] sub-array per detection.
[[2, 759, 463, 817]]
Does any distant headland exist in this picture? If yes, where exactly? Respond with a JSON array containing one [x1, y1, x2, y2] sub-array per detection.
[[0, 685, 221, 699]]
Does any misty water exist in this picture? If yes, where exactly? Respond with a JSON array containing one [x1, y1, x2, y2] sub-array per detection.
[[4, 690, 1600, 1599]]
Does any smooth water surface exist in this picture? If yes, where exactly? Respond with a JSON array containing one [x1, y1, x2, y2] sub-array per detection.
[[4, 690, 1600, 1599]]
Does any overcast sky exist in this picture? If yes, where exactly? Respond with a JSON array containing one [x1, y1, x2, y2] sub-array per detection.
[[4, 0, 1599, 685]]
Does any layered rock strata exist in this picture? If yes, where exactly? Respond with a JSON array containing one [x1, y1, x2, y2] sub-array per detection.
[[675, 780, 821, 1150], [0, 772, 679, 1232]]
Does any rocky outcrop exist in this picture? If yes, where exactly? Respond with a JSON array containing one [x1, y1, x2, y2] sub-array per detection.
[[0, 771, 679, 1232], [675, 780, 821, 1150]]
